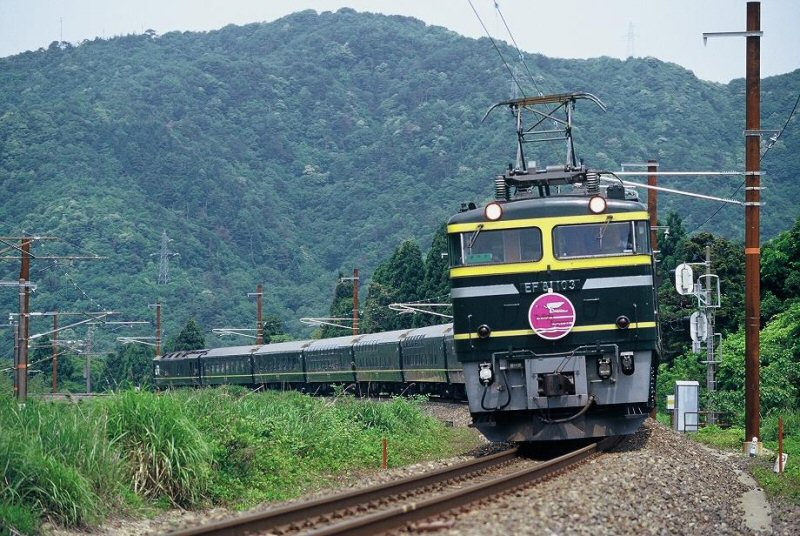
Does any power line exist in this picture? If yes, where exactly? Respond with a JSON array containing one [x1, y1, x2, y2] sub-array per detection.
[[687, 91, 799, 235], [467, 0, 525, 98], [59, 262, 105, 311], [760, 91, 799, 161], [686, 182, 746, 235], [493, 1, 544, 96]]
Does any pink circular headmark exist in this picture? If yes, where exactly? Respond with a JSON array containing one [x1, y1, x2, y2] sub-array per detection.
[[528, 292, 576, 340]]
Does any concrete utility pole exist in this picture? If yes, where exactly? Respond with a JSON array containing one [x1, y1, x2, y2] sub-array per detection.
[[84, 325, 94, 393], [704, 246, 720, 425], [52, 311, 59, 393], [647, 160, 659, 420]]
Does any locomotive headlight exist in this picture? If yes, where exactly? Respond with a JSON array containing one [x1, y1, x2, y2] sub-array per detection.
[[588, 195, 607, 214], [597, 356, 612, 379], [479, 362, 494, 385], [615, 315, 631, 329], [477, 324, 492, 339], [484, 202, 504, 221]]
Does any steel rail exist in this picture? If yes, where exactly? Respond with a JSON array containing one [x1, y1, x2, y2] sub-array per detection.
[[165, 447, 520, 536], [307, 439, 610, 536]]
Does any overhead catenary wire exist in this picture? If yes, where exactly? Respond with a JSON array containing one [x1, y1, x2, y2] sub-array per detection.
[[761, 91, 799, 161], [467, 0, 526, 98], [687, 91, 799, 235], [59, 262, 105, 311], [493, 1, 544, 96]]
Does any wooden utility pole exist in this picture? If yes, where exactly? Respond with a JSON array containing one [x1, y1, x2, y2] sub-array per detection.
[[353, 268, 360, 335], [744, 1, 761, 442], [1, 235, 101, 402], [155, 302, 162, 357], [17, 238, 31, 402], [702, 0, 763, 446], [647, 160, 659, 252]]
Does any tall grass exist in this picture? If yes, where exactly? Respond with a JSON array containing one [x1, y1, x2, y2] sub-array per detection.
[[104, 391, 212, 507], [0, 393, 121, 529], [180, 388, 465, 506], [0, 387, 479, 529]]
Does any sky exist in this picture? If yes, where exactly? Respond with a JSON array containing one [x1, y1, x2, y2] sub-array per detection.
[[0, 0, 798, 83]]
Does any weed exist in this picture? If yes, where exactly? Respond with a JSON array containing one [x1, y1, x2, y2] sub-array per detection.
[[693, 413, 800, 504]]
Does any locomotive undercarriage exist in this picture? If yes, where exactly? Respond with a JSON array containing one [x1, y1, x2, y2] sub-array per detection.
[[463, 348, 655, 442]]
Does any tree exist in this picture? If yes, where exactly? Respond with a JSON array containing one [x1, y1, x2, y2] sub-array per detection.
[[419, 223, 452, 326], [170, 319, 205, 351], [362, 240, 425, 332], [263, 314, 291, 343], [762, 216, 800, 320], [104, 343, 154, 389], [384, 240, 425, 306], [320, 275, 356, 338], [708, 303, 800, 421], [31, 335, 75, 391], [361, 282, 398, 333], [657, 211, 688, 274], [655, 216, 745, 363]]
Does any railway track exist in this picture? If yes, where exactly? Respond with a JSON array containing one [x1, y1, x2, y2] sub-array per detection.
[[166, 438, 616, 536]]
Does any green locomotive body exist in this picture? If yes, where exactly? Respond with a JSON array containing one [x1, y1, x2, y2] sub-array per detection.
[[449, 196, 660, 442]]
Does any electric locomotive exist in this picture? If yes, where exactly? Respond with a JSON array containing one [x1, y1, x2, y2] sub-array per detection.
[[449, 93, 660, 442]]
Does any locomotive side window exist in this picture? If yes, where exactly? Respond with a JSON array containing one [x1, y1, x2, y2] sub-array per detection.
[[449, 227, 542, 266], [553, 221, 649, 259]]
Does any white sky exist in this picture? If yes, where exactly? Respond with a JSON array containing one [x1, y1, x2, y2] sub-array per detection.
[[1, 0, 798, 83]]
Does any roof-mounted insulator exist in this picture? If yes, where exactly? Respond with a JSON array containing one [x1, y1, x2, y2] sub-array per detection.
[[495, 176, 510, 201], [585, 172, 600, 195]]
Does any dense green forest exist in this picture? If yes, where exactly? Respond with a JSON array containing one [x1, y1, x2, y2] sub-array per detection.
[[1, 9, 799, 369]]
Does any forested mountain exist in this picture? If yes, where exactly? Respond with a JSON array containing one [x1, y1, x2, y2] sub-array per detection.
[[0, 8, 798, 347]]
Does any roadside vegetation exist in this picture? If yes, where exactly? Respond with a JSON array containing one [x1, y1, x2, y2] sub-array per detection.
[[655, 215, 800, 503], [693, 414, 800, 503], [0, 386, 480, 534]]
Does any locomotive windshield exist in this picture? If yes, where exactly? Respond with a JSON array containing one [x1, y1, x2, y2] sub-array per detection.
[[450, 227, 543, 266], [553, 220, 649, 259]]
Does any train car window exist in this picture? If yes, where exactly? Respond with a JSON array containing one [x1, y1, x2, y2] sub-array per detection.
[[553, 221, 648, 259], [449, 228, 542, 266]]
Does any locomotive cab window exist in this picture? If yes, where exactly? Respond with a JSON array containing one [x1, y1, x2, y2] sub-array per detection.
[[553, 220, 649, 259], [449, 227, 542, 266]]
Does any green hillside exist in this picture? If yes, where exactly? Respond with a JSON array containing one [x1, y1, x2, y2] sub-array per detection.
[[0, 8, 798, 346]]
